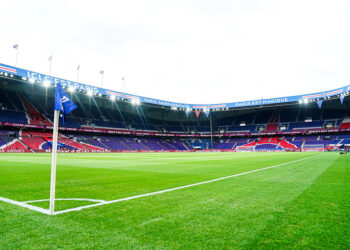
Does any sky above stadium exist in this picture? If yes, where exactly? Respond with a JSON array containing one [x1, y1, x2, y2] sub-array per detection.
[[1, 0, 350, 104]]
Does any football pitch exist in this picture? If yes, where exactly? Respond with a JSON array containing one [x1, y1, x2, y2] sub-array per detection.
[[0, 152, 349, 249]]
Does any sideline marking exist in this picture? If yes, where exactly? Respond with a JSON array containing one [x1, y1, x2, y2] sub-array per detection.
[[24, 198, 106, 204], [0, 196, 51, 215], [0, 154, 324, 215], [54, 154, 323, 215]]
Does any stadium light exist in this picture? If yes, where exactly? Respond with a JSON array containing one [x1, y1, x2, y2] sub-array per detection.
[[298, 100, 303, 104], [29, 78, 35, 84], [87, 90, 93, 96], [131, 98, 140, 105], [110, 95, 116, 101], [303, 99, 309, 104], [68, 86, 75, 93], [171, 107, 177, 110], [43, 80, 51, 87], [186, 108, 191, 112]]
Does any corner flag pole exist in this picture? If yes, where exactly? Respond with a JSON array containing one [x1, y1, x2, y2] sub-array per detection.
[[49, 109, 60, 215], [49, 82, 77, 215]]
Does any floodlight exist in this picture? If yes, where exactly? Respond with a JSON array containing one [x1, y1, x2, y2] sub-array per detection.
[[131, 98, 140, 105], [43, 80, 51, 87], [87, 91, 93, 96], [110, 95, 116, 101], [303, 99, 309, 104], [171, 107, 177, 110], [298, 100, 303, 104], [29, 78, 35, 84], [68, 86, 75, 93], [186, 108, 191, 112]]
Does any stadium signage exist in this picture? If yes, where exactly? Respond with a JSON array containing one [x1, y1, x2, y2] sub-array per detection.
[[25, 70, 99, 93], [232, 97, 289, 107], [1, 122, 348, 137], [0, 62, 349, 110]]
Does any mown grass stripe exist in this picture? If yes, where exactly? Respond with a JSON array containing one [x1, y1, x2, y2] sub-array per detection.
[[53, 154, 323, 215]]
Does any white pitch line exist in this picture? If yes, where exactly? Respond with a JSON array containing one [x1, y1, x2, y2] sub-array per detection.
[[53, 154, 323, 215], [0, 196, 50, 215], [0, 154, 324, 216], [24, 198, 106, 204]]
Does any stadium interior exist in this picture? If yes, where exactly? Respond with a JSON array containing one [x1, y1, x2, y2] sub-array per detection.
[[1, 71, 349, 153]]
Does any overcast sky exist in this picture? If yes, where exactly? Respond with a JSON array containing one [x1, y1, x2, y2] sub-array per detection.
[[1, 0, 350, 104]]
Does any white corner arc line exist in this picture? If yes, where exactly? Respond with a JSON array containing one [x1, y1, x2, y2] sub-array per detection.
[[53, 154, 324, 215], [24, 198, 107, 204]]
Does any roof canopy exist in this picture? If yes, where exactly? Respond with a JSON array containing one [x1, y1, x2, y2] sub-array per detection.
[[0, 62, 348, 110]]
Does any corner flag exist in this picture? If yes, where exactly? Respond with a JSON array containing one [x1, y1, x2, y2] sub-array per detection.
[[54, 83, 77, 114], [49, 83, 77, 215]]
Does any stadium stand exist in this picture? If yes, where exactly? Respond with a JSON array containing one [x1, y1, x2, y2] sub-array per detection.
[[264, 111, 280, 132], [0, 64, 349, 153], [339, 117, 350, 129]]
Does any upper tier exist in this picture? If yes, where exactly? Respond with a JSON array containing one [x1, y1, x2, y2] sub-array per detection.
[[0, 62, 348, 110]]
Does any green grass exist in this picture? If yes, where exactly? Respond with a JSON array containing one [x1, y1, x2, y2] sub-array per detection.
[[0, 152, 349, 249]]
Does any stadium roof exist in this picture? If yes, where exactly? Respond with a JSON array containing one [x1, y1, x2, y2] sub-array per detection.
[[0, 62, 349, 111]]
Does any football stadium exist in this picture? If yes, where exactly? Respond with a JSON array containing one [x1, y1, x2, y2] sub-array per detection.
[[1, 1, 350, 249], [0, 62, 349, 248]]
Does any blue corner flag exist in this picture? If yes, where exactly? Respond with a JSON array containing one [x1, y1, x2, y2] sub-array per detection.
[[50, 82, 77, 214], [54, 83, 77, 114]]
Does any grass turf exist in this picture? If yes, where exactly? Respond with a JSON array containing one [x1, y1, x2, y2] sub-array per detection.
[[0, 152, 349, 248]]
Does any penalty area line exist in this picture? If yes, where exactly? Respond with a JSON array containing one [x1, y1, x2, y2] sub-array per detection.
[[53, 154, 324, 215]]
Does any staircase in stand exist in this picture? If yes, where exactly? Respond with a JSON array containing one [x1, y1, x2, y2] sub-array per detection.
[[265, 110, 280, 132]]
